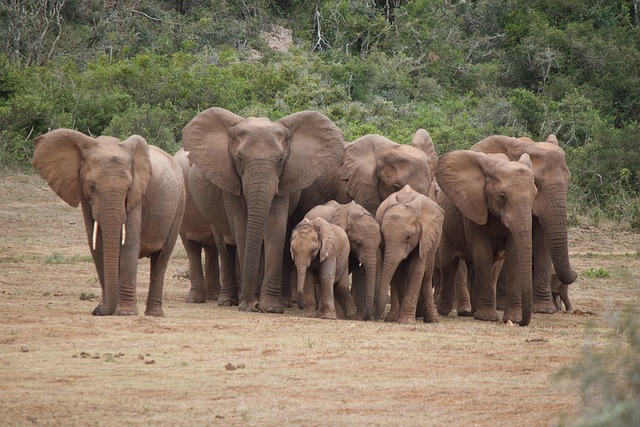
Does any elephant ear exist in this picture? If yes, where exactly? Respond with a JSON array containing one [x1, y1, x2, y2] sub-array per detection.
[[182, 107, 245, 195], [374, 188, 401, 224], [277, 111, 345, 194], [411, 129, 438, 181], [436, 150, 489, 225], [342, 135, 384, 214], [545, 134, 559, 145], [121, 135, 152, 212], [32, 129, 98, 208], [311, 218, 335, 262], [414, 196, 444, 259]]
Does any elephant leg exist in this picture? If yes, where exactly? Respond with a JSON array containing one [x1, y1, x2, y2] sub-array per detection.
[[301, 270, 317, 317], [317, 268, 337, 320], [116, 216, 142, 316], [183, 238, 207, 303], [218, 241, 239, 306], [532, 225, 556, 314], [350, 265, 366, 321], [258, 195, 289, 313], [204, 244, 221, 300], [471, 249, 499, 322], [454, 259, 472, 316], [398, 252, 428, 324], [146, 213, 181, 316], [495, 268, 506, 311], [418, 256, 439, 323], [436, 257, 458, 317], [385, 273, 402, 322], [336, 270, 357, 319]]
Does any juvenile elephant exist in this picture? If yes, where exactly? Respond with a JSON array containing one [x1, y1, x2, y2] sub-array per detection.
[[174, 148, 220, 303], [376, 185, 444, 324], [304, 200, 382, 320], [290, 218, 356, 320], [182, 108, 345, 313], [436, 151, 537, 326], [471, 135, 578, 313], [33, 129, 185, 316]]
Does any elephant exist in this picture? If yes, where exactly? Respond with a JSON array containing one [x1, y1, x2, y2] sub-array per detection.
[[174, 148, 221, 303], [33, 129, 185, 316], [290, 217, 356, 319], [376, 185, 444, 324], [471, 135, 578, 313], [304, 200, 382, 321], [436, 150, 537, 326], [187, 163, 241, 307], [182, 107, 345, 313], [551, 272, 572, 313], [289, 129, 439, 316]]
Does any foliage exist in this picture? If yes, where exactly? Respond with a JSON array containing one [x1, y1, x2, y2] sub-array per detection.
[[558, 309, 640, 426], [582, 268, 610, 279], [1, 0, 640, 222]]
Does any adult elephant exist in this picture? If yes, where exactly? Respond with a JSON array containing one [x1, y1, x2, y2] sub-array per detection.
[[182, 108, 345, 313], [33, 129, 185, 316], [174, 148, 220, 303], [471, 135, 578, 313], [304, 200, 382, 321], [376, 185, 444, 324], [436, 151, 537, 326]]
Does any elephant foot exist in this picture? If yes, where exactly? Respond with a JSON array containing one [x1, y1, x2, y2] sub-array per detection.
[[385, 310, 400, 323], [422, 309, 439, 323], [533, 300, 556, 314], [258, 295, 284, 314], [397, 315, 416, 325], [92, 301, 113, 316], [502, 311, 521, 324], [473, 308, 499, 322], [319, 311, 337, 320], [144, 305, 163, 317], [437, 307, 452, 317], [185, 290, 206, 304], [218, 294, 239, 306], [207, 290, 220, 301], [238, 299, 260, 312], [456, 309, 473, 317]]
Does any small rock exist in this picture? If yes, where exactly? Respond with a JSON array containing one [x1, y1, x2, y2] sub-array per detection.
[[21, 344, 29, 352]]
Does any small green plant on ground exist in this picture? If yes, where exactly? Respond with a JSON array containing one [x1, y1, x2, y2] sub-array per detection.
[[45, 252, 92, 264], [583, 268, 610, 278], [557, 309, 640, 426]]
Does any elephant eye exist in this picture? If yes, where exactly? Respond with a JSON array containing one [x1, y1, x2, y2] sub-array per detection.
[[89, 182, 97, 192], [497, 193, 507, 205]]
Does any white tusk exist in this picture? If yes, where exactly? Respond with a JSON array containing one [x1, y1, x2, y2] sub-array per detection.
[[122, 224, 126, 246], [92, 221, 98, 250]]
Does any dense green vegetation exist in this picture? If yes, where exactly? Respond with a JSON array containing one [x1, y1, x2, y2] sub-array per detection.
[[1, 0, 639, 225]]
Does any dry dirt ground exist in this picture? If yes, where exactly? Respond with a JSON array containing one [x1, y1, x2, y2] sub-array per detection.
[[1, 173, 639, 426]]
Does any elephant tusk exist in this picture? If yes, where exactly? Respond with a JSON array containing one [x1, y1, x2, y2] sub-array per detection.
[[92, 221, 98, 250], [122, 224, 126, 246]]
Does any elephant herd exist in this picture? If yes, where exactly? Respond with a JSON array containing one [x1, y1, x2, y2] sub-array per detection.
[[32, 108, 576, 327]]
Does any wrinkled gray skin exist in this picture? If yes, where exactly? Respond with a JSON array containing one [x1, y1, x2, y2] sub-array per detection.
[[436, 151, 537, 326], [187, 164, 241, 306], [33, 129, 185, 316], [290, 218, 356, 319], [376, 185, 444, 324], [175, 148, 221, 303], [183, 107, 345, 314], [551, 273, 572, 313], [291, 129, 439, 316], [471, 135, 578, 314], [304, 200, 382, 321]]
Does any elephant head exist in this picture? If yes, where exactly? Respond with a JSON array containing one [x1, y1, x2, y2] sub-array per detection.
[[33, 129, 152, 315], [341, 130, 437, 215], [436, 150, 537, 325], [471, 135, 577, 286], [375, 185, 444, 321], [290, 218, 330, 308], [182, 107, 345, 311], [305, 200, 382, 321]]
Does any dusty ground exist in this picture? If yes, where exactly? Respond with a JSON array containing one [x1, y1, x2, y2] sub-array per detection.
[[1, 173, 638, 426]]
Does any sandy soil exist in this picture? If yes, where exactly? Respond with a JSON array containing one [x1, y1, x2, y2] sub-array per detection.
[[1, 173, 639, 426]]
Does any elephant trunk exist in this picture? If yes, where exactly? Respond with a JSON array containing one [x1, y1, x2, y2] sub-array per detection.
[[241, 167, 278, 305], [539, 189, 576, 284], [363, 247, 381, 321], [376, 250, 403, 319], [296, 265, 306, 310], [96, 206, 126, 315], [513, 229, 533, 327]]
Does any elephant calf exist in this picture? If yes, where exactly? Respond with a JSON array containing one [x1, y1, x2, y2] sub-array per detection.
[[290, 218, 356, 320]]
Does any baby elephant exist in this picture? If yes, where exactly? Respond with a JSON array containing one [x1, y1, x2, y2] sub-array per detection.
[[290, 217, 356, 319]]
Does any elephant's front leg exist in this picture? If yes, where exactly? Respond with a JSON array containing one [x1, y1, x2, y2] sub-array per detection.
[[183, 238, 207, 303], [317, 267, 337, 320], [117, 215, 142, 315], [204, 244, 221, 300], [259, 195, 289, 313], [397, 252, 428, 324], [532, 223, 556, 314], [335, 270, 357, 319], [470, 250, 499, 322]]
